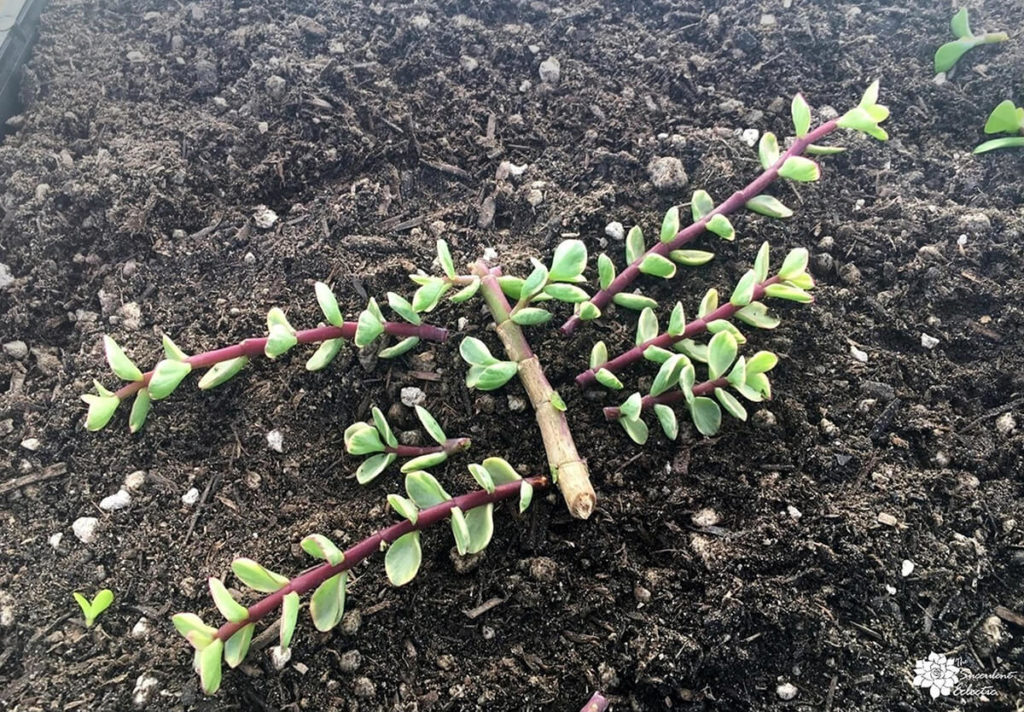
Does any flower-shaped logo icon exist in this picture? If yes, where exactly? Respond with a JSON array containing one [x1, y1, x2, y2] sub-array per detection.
[[913, 652, 960, 698]]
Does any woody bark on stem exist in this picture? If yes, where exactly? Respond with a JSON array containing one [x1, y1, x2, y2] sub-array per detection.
[[471, 260, 596, 520]]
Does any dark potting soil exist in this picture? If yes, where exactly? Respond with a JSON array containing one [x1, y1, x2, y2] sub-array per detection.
[[1, 0, 1023, 710]]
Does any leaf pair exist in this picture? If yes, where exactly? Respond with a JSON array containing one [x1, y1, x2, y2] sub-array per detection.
[[344, 405, 465, 484], [934, 8, 1008, 74], [460, 337, 519, 391], [975, 99, 1024, 154], [73, 589, 114, 627], [505, 239, 590, 325], [836, 81, 890, 142]]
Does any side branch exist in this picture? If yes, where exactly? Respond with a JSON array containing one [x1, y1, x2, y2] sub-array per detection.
[[214, 476, 548, 642], [560, 119, 838, 335]]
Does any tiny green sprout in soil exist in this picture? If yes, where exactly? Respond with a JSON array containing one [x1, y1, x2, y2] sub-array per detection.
[[933, 8, 1008, 75], [81, 82, 891, 696], [73, 589, 114, 628], [974, 98, 1024, 154]]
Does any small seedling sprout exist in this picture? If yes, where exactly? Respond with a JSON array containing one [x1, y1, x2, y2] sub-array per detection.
[[974, 99, 1024, 154], [73, 589, 114, 627], [934, 9, 1008, 74]]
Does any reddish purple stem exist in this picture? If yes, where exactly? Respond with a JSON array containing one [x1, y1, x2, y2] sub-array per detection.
[[576, 277, 781, 387], [560, 119, 838, 336], [114, 321, 446, 399], [213, 476, 548, 642], [602, 377, 727, 420]]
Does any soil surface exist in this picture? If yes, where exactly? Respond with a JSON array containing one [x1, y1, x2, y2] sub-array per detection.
[[2, 0, 1023, 710]]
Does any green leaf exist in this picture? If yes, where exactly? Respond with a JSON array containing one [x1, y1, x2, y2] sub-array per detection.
[[778, 156, 820, 182], [715, 388, 747, 421], [305, 338, 344, 371], [386, 532, 422, 586], [387, 495, 420, 524], [597, 253, 616, 290], [468, 463, 495, 493], [301, 534, 345, 565], [764, 283, 813, 303], [974, 137, 1024, 154], [669, 249, 715, 266], [753, 242, 770, 283], [400, 451, 447, 472], [549, 239, 588, 281], [636, 308, 659, 345], [467, 361, 518, 391], [787, 272, 815, 290], [778, 248, 809, 281], [482, 457, 521, 485], [147, 359, 192, 400], [651, 354, 687, 396], [707, 331, 738, 379], [746, 351, 779, 374], [613, 292, 658, 311], [497, 276, 524, 300], [758, 132, 780, 169], [745, 195, 793, 219], [735, 302, 780, 330], [660, 206, 680, 243], [450, 507, 472, 555], [412, 278, 448, 313], [691, 190, 715, 221], [746, 371, 773, 399], [595, 368, 624, 390], [639, 253, 677, 279], [199, 638, 224, 695], [354, 301, 385, 348], [861, 79, 880, 108], [729, 270, 758, 307], [619, 392, 643, 421], [379, 336, 420, 359], [521, 260, 550, 302], [314, 282, 343, 327], [791, 93, 812, 137], [449, 278, 481, 303], [356, 453, 396, 483], [372, 406, 398, 448], [344, 422, 386, 455], [437, 240, 456, 278], [983, 100, 1023, 135], [589, 341, 608, 369], [706, 319, 746, 344], [173, 613, 217, 641], [265, 324, 298, 359], [837, 105, 888, 141], [209, 578, 249, 624], [280, 592, 300, 650], [459, 337, 499, 366], [705, 214, 735, 241], [680, 363, 696, 403], [464, 504, 494, 554], [698, 288, 719, 318], [162, 334, 188, 361], [128, 388, 151, 433], [82, 393, 120, 431], [103, 336, 143, 382], [625, 226, 645, 264], [666, 303, 686, 337], [511, 307, 553, 326], [950, 7, 971, 39], [519, 480, 534, 513], [620, 415, 649, 445], [224, 623, 255, 668], [675, 339, 708, 363], [654, 404, 678, 440], [232, 558, 289, 593], [689, 397, 722, 437], [550, 391, 567, 411], [727, 355, 747, 388], [543, 283, 590, 303], [578, 302, 602, 321], [414, 405, 446, 445], [74, 589, 114, 627], [387, 293, 422, 326], [405, 470, 451, 508], [805, 144, 846, 156], [644, 345, 675, 364], [310, 572, 347, 631], [198, 357, 249, 390]]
